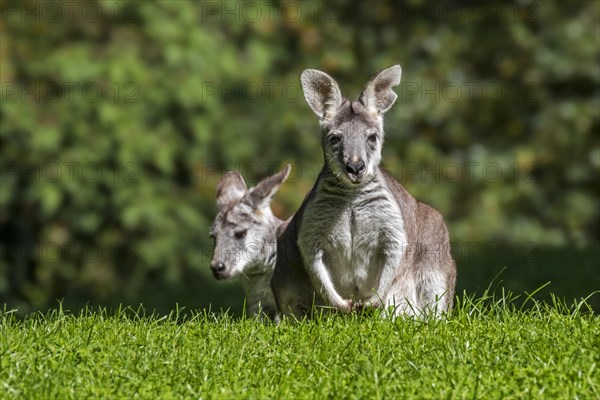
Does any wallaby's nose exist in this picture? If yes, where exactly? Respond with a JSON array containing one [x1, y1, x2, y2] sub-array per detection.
[[211, 262, 226, 273], [345, 160, 366, 176]]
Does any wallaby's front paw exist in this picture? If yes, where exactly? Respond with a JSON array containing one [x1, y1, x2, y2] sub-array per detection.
[[336, 299, 353, 313], [361, 299, 380, 310], [351, 299, 364, 312]]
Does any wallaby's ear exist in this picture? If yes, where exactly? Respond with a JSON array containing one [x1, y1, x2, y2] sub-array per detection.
[[216, 171, 247, 210], [248, 164, 291, 210], [301, 69, 343, 121], [360, 65, 402, 115]]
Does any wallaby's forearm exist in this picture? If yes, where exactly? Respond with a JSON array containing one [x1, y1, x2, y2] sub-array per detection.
[[307, 249, 351, 311]]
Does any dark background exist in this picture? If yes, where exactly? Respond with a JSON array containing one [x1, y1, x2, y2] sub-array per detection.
[[1, 0, 599, 315]]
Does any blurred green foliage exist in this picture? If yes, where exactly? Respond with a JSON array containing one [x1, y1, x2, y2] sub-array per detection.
[[1, 0, 598, 313]]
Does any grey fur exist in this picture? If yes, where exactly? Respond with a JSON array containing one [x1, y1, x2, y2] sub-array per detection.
[[271, 66, 456, 319], [210, 165, 291, 320]]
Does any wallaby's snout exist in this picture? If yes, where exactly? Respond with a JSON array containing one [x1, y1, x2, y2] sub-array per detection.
[[210, 260, 227, 280], [345, 159, 366, 182]]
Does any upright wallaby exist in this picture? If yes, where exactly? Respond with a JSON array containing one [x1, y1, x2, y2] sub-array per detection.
[[210, 165, 291, 319], [271, 65, 456, 319]]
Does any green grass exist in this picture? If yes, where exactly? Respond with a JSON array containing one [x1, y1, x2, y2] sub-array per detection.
[[1, 292, 598, 399]]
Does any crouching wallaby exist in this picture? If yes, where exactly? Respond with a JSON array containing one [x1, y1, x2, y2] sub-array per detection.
[[271, 65, 456, 319], [210, 165, 291, 320]]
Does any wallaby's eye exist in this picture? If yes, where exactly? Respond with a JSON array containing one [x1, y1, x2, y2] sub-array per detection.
[[329, 135, 341, 145], [209, 232, 215, 240], [234, 229, 247, 240], [368, 134, 378, 144]]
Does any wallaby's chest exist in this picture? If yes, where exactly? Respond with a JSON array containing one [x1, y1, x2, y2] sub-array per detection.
[[298, 184, 406, 299]]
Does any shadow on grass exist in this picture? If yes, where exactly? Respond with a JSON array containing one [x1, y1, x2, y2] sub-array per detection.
[[455, 244, 599, 312], [4, 245, 598, 317], [54, 269, 246, 318]]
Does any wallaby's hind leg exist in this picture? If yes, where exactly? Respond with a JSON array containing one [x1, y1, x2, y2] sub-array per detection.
[[383, 260, 454, 318], [417, 265, 455, 316], [277, 289, 315, 321], [384, 279, 419, 318]]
